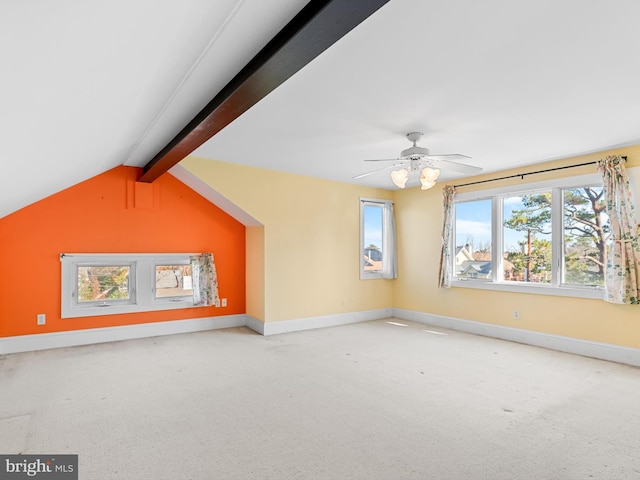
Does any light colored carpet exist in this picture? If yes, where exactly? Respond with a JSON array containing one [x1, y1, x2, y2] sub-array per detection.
[[1, 318, 639, 479]]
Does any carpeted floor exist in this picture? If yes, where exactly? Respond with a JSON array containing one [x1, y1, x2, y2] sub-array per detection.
[[1, 318, 639, 479]]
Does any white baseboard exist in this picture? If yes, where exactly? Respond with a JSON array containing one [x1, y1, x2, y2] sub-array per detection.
[[393, 308, 640, 367], [245, 315, 265, 335], [262, 308, 392, 336], [0, 310, 392, 354], [9, 308, 634, 366], [0, 315, 246, 355]]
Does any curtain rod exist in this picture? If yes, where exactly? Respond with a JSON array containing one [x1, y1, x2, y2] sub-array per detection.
[[453, 156, 627, 188]]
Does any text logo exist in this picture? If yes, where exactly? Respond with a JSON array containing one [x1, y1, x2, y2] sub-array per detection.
[[0, 455, 77, 479]]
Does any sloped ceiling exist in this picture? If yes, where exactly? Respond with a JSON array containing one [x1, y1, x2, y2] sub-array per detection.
[[2, 0, 640, 218]]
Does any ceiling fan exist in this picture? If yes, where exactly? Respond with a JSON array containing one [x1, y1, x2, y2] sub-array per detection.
[[354, 132, 482, 189]]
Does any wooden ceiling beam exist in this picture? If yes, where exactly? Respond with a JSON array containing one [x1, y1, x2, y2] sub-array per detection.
[[139, 0, 390, 183]]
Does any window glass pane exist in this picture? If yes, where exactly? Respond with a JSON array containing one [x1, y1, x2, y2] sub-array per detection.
[[363, 204, 383, 273], [503, 192, 552, 283], [155, 265, 193, 298], [563, 187, 610, 286], [454, 199, 492, 279], [78, 265, 130, 302]]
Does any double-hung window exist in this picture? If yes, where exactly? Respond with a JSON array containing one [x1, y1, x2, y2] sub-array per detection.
[[451, 173, 610, 298], [360, 198, 397, 279]]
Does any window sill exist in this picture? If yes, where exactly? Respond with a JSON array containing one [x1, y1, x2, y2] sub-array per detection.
[[451, 279, 604, 300], [360, 273, 395, 280]]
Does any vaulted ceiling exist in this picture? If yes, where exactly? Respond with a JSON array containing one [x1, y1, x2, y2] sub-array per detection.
[[2, 0, 640, 218]]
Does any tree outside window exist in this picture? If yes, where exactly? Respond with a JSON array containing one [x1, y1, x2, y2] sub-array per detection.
[[452, 175, 610, 296], [501, 187, 609, 286], [562, 187, 609, 285], [503, 193, 552, 283], [78, 265, 130, 302]]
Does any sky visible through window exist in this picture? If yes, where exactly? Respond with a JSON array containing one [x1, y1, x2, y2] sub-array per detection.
[[456, 198, 534, 250], [363, 205, 383, 249]]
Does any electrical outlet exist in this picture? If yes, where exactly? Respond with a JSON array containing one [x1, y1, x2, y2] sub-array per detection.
[[221, 298, 227, 307], [214, 299, 220, 308], [513, 309, 520, 320], [37, 313, 46, 325]]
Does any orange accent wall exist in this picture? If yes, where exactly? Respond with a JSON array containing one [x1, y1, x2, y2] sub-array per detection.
[[0, 165, 245, 337]]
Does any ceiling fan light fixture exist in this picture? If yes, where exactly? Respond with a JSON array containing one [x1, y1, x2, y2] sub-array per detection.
[[391, 168, 409, 188], [420, 167, 440, 190], [421, 167, 440, 182]]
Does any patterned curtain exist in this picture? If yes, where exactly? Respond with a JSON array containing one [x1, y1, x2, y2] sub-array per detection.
[[382, 201, 398, 279], [438, 185, 456, 288], [190, 253, 220, 307], [597, 155, 640, 304]]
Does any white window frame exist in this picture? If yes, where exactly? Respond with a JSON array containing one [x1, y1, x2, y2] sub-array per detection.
[[61, 253, 198, 318], [451, 172, 606, 299], [360, 198, 396, 280], [73, 260, 137, 308]]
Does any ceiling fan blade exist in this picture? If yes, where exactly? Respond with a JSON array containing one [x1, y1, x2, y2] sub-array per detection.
[[429, 157, 482, 175], [424, 153, 471, 161], [353, 163, 402, 179], [363, 158, 401, 162]]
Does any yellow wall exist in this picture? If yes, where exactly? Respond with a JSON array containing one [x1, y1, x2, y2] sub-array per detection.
[[394, 145, 640, 349], [183, 146, 640, 349], [246, 226, 265, 321], [180, 156, 394, 324]]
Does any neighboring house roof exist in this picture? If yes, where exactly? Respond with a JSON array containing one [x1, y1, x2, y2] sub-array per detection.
[[457, 250, 516, 272], [472, 251, 491, 261], [457, 261, 492, 276], [472, 252, 515, 271], [364, 247, 382, 261], [455, 246, 475, 264], [363, 256, 382, 271]]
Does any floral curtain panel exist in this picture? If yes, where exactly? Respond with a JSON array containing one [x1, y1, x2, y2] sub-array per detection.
[[438, 185, 456, 288], [597, 155, 640, 304], [382, 202, 398, 279], [190, 253, 220, 307]]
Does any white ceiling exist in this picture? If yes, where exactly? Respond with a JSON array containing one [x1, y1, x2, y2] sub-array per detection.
[[2, 0, 640, 218]]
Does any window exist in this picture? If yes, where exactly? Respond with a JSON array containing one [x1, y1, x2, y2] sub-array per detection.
[[562, 186, 609, 286], [61, 254, 198, 318], [454, 199, 492, 280], [77, 264, 134, 305], [451, 173, 610, 298], [360, 198, 397, 279], [155, 264, 193, 299], [502, 191, 552, 283]]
